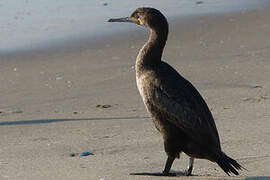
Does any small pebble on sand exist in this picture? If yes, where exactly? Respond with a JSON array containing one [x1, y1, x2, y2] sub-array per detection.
[[251, 84, 262, 88], [69, 153, 77, 157], [80, 152, 94, 157], [96, 104, 112, 108], [13, 110, 23, 114]]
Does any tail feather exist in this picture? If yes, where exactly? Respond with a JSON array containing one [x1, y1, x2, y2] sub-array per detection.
[[216, 152, 242, 176]]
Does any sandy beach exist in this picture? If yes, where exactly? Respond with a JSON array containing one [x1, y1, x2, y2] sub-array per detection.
[[1, 3, 270, 180]]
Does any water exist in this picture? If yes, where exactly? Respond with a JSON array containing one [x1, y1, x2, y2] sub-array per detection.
[[0, 0, 268, 53]]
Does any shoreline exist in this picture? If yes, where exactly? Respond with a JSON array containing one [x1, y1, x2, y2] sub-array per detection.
[[1, 0, 270, 57]]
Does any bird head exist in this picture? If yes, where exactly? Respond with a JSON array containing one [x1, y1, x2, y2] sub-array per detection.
[[108, 7, 168, 30]]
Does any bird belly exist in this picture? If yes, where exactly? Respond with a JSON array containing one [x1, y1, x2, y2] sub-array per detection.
[[140, 94, 216, 160]]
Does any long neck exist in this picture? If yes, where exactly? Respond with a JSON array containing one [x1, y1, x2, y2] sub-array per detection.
[[136, 27, 168, 67]]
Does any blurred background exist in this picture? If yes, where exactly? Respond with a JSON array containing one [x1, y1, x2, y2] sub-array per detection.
[[0, 0, 265, 53]]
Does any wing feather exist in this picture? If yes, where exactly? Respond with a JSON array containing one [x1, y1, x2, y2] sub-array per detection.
[[151, 62, 220, 147]]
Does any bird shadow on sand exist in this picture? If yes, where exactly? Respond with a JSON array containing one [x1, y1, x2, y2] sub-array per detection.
[[130, 170, 197, 177], [0, 116, 150, 126], [245, 177, 270, 180]]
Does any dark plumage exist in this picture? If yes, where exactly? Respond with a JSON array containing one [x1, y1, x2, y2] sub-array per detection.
[[108, 7, 242, 176]]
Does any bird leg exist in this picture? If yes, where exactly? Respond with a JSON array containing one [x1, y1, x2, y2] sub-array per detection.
[[162, 156, 176, 176], [184, 157, 194, 176]]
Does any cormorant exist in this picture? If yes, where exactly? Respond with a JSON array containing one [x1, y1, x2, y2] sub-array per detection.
[[108, 7, 242, 176]]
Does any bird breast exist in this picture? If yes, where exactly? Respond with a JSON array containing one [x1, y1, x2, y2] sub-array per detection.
[[136, 73, 148, 103], [136, 70, 158, 111]]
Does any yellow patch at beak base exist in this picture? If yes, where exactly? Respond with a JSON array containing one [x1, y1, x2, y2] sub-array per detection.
[[136, 19, 141, 25]]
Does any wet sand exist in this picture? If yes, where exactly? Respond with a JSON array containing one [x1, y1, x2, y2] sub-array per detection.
[[1, 5, 270, 180]]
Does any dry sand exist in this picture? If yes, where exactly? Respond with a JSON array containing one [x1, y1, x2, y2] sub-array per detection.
[[1, 6, 270, 180]]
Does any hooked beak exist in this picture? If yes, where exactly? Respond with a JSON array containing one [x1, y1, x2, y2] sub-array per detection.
[[108, 17, 141, 25]]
